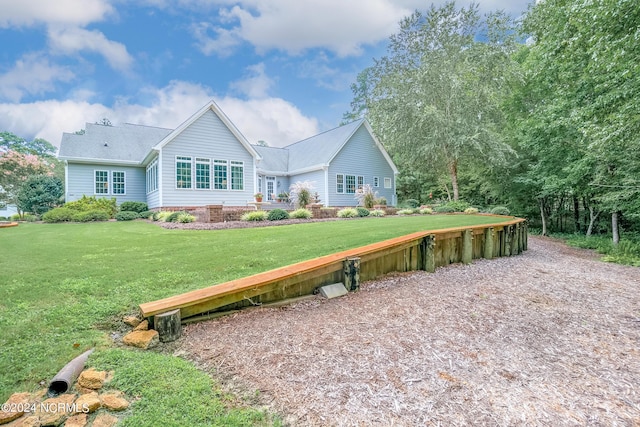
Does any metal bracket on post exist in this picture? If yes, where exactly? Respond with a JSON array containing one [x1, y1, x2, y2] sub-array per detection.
[[420, 234, 436, 273], [343, 257, 361, 291]]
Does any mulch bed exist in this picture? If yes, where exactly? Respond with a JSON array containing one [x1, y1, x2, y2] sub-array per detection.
[[180, 236, 640, 426]]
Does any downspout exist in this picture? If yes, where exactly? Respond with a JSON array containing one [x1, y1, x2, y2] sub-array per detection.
[[158, 151, 163, 208], [64, 160, 69, 202], [323, 165, 329, 206]]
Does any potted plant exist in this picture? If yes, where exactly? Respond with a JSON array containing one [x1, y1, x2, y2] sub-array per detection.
[[254, 192, 263, 202]]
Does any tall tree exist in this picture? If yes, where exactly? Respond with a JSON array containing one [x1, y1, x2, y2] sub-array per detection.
[[345, 2, 518, 200], [0, 151, 56, 210], [0, 132, 57, 158], [16, 175, 63, 215]]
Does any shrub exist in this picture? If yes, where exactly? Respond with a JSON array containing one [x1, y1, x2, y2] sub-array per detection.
[[355, 184, 377, 209], [337, 208, 359, 218], [73, 210, 110, 222], [0, 216, 6, 221], [42, 207, 75, 223], [177, 213, 196, 223], [403, 199, 420, 208], [356, 207, 370, 217], [289, 181, 314, 208], [23, 214, 38, 222], [241, 210, 268, 221], [375, 197, 387, 206], [267, 208, 289, 221], [490, 206, 511, 215], [165, 211, 189, 223], [289, 208, 313, 219], [156, 211, 173, 222], [119, 201, 148, 213], [419, 208, 433, 215], [115, 211, 140, 221], [138, 210, 154, 220], [370, 209, 385, 217], [464, 207, 479, 214], [10, 214, 21, 221], [65, 196, 118, 217], [434, 205, 455, 213], [15, 175, 64, 215], [397, 209, 416, 215], [444, 200, 470, 212]]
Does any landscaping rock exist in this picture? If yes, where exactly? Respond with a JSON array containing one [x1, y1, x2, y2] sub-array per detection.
[[122, 330, 158, 349], [37, 393, 75, 426], [62, 414, 87, 427], [0, 392, 31, 424], [91, 413, 118, 427], [132, 320, 149, 331], [73, 393, 100, 414], [77, 369, 106, 390], [99, 392, 129, 412], [4, 415, 40, 427], [122, 316, 141, 328]]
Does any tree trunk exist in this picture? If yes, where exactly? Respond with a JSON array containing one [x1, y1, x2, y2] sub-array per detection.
[[573, 196, 580, 233], [586, 206, 599, 237], [612, 212, 620, 246], [539, 198, 547, 236], [449, 160, 459, 201]]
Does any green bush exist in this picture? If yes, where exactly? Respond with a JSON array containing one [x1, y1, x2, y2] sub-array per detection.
[[165, 211, 188, 223], [138, 210, 154, 220], [115, 211, 140, 221], [356, 207, 370, 217], [375, 197, 387, 206], [419, 208, 433, 215], [490, 206, 511, 215], [0, 216, 6, 221], [397, 208, 416, 215], [119, 201, 148, 213], [42, 207, 75, 223], [65, 196, 118, 217], [444, 200, 470, 212], [155, 211, 172, 222], [337, 208, 359, 218], [241, 210, 268, 221], [370, 209, 385, 217], [73, 210, 110, 222], [267, 209, 289, 221], [403, 199, 420, 208], [23, 214, 38, 222], [10, 214, 21, 221], [289, 208, 312, 219], [464, 207, 479, 214], [177, 213, 196, 223], [434, 205, 455, 213]]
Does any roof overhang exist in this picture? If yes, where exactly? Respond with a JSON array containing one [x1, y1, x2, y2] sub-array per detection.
[[58, 157, 141, 166]]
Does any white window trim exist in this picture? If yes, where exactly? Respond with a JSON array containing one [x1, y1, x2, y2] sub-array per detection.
[[146, 160, 158, 194], [384, 177, 392, 189], [336, 173, 344, 194], [111, 171, 126, 196], [230, 160, 244, 191], [94, 170, 109, 195], [195, 157, 211, 190], [175, 155, 193, 190], [213, 159, 229, 190], [373, 176, 380, 188]]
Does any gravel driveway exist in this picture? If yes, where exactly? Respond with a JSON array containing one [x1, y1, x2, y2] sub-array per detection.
[[182, 236, 640, 426]]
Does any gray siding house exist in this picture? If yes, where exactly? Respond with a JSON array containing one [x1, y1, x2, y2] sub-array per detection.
[[58, 101, 398, 209]]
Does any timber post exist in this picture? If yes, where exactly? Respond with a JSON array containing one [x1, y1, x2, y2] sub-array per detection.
[[504, 226, 512, 256], [155, 309, 181, 342], [523, 221, 528, 251], [462, 229, 473, 264], [483, 227, 494, 259], [511, 224, 519, 256], [343, 257, 361, 291], [420, 234, 436, 273]]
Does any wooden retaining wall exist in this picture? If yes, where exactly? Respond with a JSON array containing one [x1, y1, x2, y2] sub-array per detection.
[[140, 217, 527, 323]]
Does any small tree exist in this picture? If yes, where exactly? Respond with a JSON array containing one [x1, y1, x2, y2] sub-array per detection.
[[289, 181, 314, 209], [16, 175, 63, 215], [355, 184, 378, 208], [0, 150, 56, 213]]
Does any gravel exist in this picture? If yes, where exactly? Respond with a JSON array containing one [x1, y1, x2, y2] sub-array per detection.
[[181, 236, 640, 426]]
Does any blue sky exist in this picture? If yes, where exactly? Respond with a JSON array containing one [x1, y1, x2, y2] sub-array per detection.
[[0, 0, 532, 149]]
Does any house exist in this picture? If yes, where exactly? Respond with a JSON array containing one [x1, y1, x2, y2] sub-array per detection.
[[0, 202, 18, 218], [58, 100, 398, 210]]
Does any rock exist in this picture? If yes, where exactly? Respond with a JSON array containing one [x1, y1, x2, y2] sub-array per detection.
[[91, 413, 118, 427], [99, 392, 129, 412], [0, 392, 31, 425], [4, 415, 40, 427], [62, 414, 87, 427], [73, 385, 94, 395], [122, 330, 159, 349], [132, 320, 149, 331], [73, 393, 100, 414], [77, 369, 107, 390], [122, 316, 141, 328], [36, 393, 75, 426]]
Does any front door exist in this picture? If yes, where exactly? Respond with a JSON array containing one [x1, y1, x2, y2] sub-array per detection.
[[266, 176, 276, 201]]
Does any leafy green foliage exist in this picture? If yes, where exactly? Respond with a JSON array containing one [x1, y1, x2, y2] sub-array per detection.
[[464, 207, 479, 214], [370, 209, 386, 217], [138, 210, 154, 220], [0, 150, 56, 208], [115, 211, 140, 221], [65, 196, 118, 217], [355, 184, 377, 208], [375, 197, 387, 206], [356, 207, 370, 217], [434, 205, 455, 213], [177, 213, 196, 223], [267, 208, 289, 221], [490, 206, 511, 216], [397, 209, 417, 215], [289, 208, 313, 219], [403, 199, 420, 209], [73, 210, 110, 222], [443, 200, 470, 212], [119, 201, 148, 213], [419, 208, 433, 215], [15, 175, 63, 215], [42, 207, 75, 223], [562, 233, 640, 267], [289, 181, 314, 208], [337, 208, 359, 218], [165, 211, 187, 223], [241, 210, 268, 221]]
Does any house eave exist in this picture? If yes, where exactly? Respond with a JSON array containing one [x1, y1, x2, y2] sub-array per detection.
[[58, 156, 141, 166]]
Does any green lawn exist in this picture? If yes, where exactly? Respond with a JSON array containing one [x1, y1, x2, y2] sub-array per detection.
[[0, 215, 508, 424]]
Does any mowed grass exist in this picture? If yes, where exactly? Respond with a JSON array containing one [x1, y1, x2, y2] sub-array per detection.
[[0, 215, 508, 424]]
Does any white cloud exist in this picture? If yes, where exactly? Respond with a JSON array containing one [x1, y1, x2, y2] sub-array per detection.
[[48, 27, 134, 72], [0, 0, 113, 28], [0, 81, 318, 149], [0, 53, 75, 102], [229, 63, 274, 98]]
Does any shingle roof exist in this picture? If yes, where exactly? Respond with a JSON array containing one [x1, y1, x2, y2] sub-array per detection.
[[254, 145, 289, 173], [58, 122, 172, 163]]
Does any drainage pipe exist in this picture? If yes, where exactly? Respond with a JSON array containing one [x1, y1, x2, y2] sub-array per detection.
[[47, 349, 94, 397]]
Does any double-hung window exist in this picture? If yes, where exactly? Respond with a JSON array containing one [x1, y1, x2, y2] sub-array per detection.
[[176, 156, 192, 189], [95, 171, 109, 194], [230, 161, 244, 190], [336, 174, 344, 193], [146, 160, 158, 193], [112, 171, 125, 195], [195, 158, 210, 189], [345, 175, 356, 194], [214, 160, 228, 190], [384, 177, 392, 189]]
